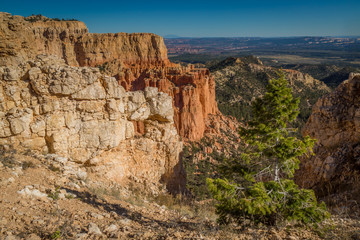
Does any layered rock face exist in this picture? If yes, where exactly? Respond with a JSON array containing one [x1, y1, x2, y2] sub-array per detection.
[[0, 12, 218, 140], [0, 13, 88, 66], [0, 13, 167, 67], [296, 73, 360, 206], [0, 55, 185, 193]]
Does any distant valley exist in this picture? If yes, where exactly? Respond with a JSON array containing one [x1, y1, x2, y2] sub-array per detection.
[[165, 36, 360, 67], [165, 37, 360, 90]]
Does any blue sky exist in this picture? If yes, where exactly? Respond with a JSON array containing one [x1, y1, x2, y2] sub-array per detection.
[[2, 0, 360, 37]]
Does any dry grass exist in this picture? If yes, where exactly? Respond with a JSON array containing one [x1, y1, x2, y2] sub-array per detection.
[[87, 184, 360, 239]]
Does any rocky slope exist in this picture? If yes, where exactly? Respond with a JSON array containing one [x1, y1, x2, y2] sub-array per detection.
[[0, 54, 184, 194], [1, 149, 359, 239], [211, 56, 331, 126], [296, 73, 360, 212], [280, 64, 360, 89], [0, 12, 218, 141]]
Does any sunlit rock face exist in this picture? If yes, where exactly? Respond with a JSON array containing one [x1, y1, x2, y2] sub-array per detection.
[[0, 12, 219, 141], [0, 53, 185, 194], [296, 73, 360, 206]]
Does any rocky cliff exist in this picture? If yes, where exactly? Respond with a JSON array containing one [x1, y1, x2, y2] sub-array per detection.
[[0, 13, 167, 67], [296, 73, 360, 211], [0, 12, 218, 141], [0, 54, 185, 193]]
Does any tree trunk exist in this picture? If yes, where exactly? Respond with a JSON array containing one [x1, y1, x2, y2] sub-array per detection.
[[275, 159, 279, 182], [275, 136, 279, 181]]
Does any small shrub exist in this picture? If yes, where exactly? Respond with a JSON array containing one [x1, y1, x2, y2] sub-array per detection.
[[89, 186, 123, 202], [0, 155, 16, 168], [22, 161, 36, 170], [48, 186, 61, 200], [0, 145, 17, 168], [50, 229, 61, 239], [49, 165, 61, 172], [25, 14, 78, 22], [65, 194, 74, 199]]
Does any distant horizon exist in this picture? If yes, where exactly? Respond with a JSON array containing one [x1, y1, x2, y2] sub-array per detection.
[[2, 11, 359, 39], [2, 0, 360, 37], [163, 35, 360, 39], [2, 10, 360, 39]]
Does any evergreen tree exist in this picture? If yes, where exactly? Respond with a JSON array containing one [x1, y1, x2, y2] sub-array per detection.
[[207, 72, 329, 225]]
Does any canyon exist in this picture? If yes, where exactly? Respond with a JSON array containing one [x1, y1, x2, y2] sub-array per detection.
[[2, 12, 358, 201], [1, 12, 360, 239]]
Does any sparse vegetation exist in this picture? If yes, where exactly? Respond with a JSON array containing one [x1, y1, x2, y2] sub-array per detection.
[[25, 14, 78, 22], [210, 56, 330, 131], [281, 63, 360, 88], [0, 145, 18, 168], [0, 143, 357, 239], [48, 186, 61, 200], [21, 160, 36, 170], [96, 63, 107, 73], [89, 185, 122, 201], [50, 229, 61, 239], [49, 164, 61, 172], [183, 145, 219, 200]]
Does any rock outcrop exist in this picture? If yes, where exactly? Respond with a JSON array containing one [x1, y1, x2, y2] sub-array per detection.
[[0, 13, 167, 68], [296, 73, 360, 208], [0, 12, 218, 141], [0, 54, 185, 193]]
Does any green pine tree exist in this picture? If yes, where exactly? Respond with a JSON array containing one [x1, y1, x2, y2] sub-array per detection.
[[207, 72, 329, 226]]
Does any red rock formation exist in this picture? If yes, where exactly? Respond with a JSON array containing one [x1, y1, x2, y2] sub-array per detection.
[[0, 12, 218, 141], [121, 65, 218, 140]]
